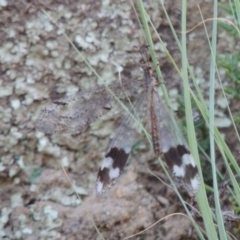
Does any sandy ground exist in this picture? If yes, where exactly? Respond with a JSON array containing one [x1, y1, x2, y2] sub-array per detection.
[[0, 0, 237, 239]]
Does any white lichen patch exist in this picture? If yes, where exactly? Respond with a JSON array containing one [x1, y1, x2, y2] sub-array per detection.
[[22, 227, 32, 234], [25, 73, 36, 84], [66, 85, 79, 95], [72, 185, 88, 196], [33, 197, 65, 236], [25, 45, 49, 70], [60, 194, 81, 206], [0, 208, 11, 226], [11, 42, 28, 61], [35, 131, 45, 139], [9, 165, 20, 178], [216, 96, 229, 109], [51, 50, 59, 58], [15, 214, 34, 237], [17, 156, 25, 169], [46, 40, 58, 50], [155, 41, 168, 54], [13, 178, 20, 185], [42, 205, 62, 231], [10, 127, 23, 139], [37, 136, 49, 149], [0, 107, 12, 123], [37, 136, 61, 157], [10, 98, 21, 110], [0, 208, 11, 237], [0, 162, 6, 172], [0, 41, 27, 63], [63, 58, 71, 69], [11, 193, 23, 208], [14, 76, 28, 95], [64, 11, 72, 19], [215, 117, 232, 128], [6, 69, 17, 79], [25, 14, 54, 44], [21, 85, 51, 105], [86, 32, 100, 45], [6, 27, 16, 38], [0, 84, 13, 97], [60, 156, 69, 167], [31, 207, 41, 222], [14, 231, 21, 239], [9, 132, 20, 146], [74, 35, 92, 50], [90, 49, 110, 66], [42, 188, 81, 206], [44, 205, 58, 219], [0, 0, 7, 7], [0, 42, 14, 63]]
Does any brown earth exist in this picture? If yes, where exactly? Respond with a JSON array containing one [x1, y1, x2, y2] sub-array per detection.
[[0, 1, 237, 240]]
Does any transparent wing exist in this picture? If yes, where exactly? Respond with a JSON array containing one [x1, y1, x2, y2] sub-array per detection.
[[151, 89, 200, 196], [35, 79, 143, 134], [96, 92, 147, 195], [152, 92, 188, 152]]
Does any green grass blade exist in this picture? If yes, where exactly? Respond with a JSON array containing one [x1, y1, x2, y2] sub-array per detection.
[[207, 1, 228, 239], [181, 1, 217, 239]]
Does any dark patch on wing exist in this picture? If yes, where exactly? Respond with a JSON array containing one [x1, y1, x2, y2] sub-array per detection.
[[97, 147, 130, 191], [97, 168, 111, 187], [184, 164, 199, 181], [106, 147, 129, 171], [163, 145, 184, 169]]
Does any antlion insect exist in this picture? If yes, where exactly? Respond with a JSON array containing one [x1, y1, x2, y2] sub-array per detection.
[[36, 46, 200, 197]]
